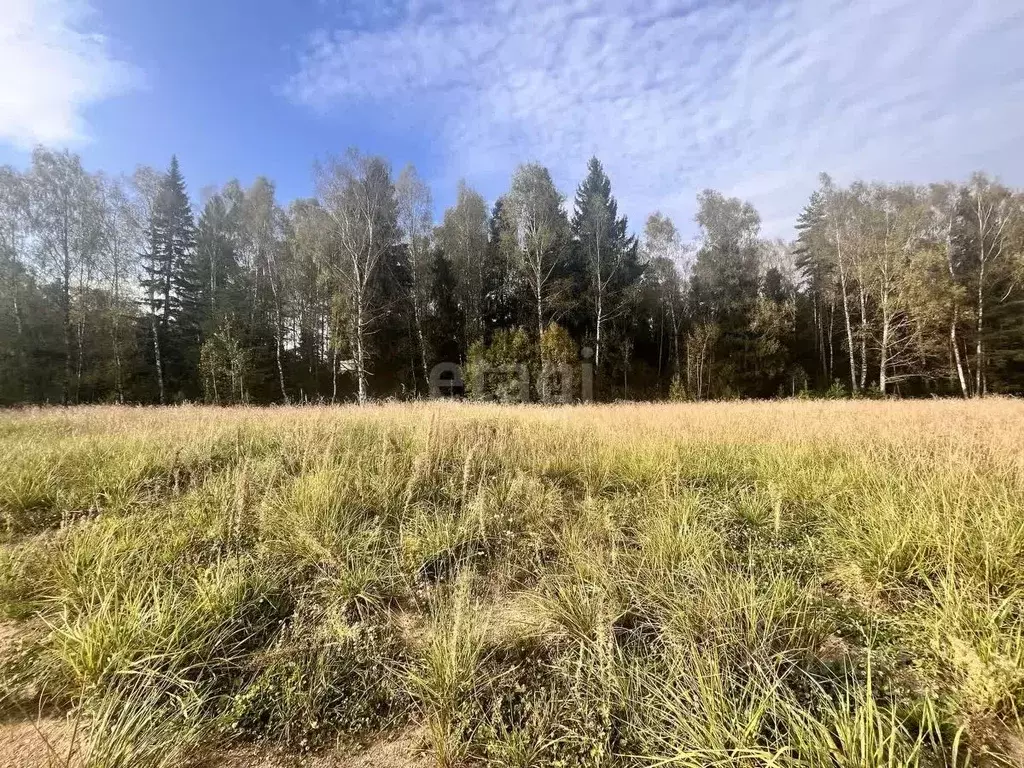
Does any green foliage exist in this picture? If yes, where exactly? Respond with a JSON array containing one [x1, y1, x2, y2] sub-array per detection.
[[798, 379, 850, 399], [466, 327, 534, 402], [539, 322, 579, 403], [668, 374, 689, 401], [226, 610, 407, 747], [200, 321, 251, 404], [465, 323, 578, 403]]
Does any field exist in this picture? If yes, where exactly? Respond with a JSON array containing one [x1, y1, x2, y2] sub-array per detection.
[[1, 401, 1024, 767]]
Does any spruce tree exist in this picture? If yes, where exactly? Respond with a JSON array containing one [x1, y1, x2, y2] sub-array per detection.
[[195, 194, 238, 330], [794, 190, 833, 386], [428, 246, 465, 365], [570, 157, 637, 373], [482, 197, 517, 337], [140, 156, 198, 402]]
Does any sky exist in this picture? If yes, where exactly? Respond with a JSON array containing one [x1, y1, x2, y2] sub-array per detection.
[[2, 0, 1024, 237]]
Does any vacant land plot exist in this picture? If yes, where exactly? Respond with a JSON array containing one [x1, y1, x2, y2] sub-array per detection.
[[1, 401, 1023, 767]]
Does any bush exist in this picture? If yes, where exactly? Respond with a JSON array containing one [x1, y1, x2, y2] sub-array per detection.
[[465, 328, 534, 402], [538, 322, 579, 403]]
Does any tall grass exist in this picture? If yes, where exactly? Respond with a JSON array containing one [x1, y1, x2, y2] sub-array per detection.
[[1, 400, 1022, 765]]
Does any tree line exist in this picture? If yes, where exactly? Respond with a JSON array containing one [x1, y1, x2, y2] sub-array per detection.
[[1, 147, 1022, 405]]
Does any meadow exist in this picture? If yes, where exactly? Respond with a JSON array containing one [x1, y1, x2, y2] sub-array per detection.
[[1, 401, 1023, 767]]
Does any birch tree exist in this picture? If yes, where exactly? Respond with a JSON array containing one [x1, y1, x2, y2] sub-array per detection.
[[316, 150, 399, 404], [438, 181, 489, 349], [642, 212, 686, 385], [927, 183, 971, 396], [867, 184, 927, 394], [395, 164, 433, 391], [962, 174, 1019, 396], [27, 148, 103, 404], [503, 163, 569, 345], [0, 167, 30, 401], [242, 178, 290, 403], [98, 177, 143, 403], [820, 175, 859, 392], [690, 189, 763, 396]]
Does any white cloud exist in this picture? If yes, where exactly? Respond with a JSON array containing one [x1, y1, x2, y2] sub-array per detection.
[[287, 0, 1024, 236], [0, 0, 140, 149]]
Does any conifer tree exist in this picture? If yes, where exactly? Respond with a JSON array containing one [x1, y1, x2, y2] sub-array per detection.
[[571, 157, 638, 371], [427, 245, 464, 365], [794, 190, 834, 386], [140, 156, 197, 402]]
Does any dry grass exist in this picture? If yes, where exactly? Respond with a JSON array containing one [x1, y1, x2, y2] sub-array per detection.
[[1, 399, 1023, 766]]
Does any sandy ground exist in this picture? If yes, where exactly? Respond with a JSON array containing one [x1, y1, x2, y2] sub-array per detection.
[[0, 716, 78, 768], [195, 726, 432, 768], [0, 720, 431, 768]]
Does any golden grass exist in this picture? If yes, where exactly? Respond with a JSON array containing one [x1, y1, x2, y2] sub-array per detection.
[[1, 400, 1023, 767]]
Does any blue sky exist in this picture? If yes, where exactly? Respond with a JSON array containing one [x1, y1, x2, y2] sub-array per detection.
[[2, 0, 1024, 236]]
